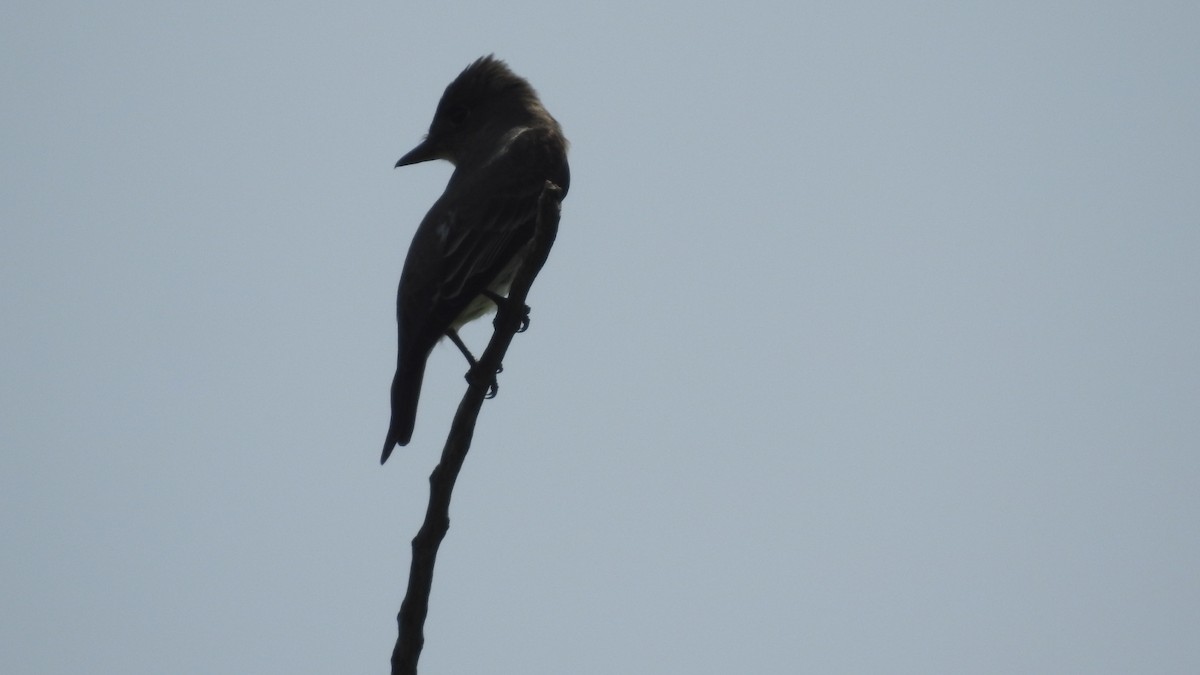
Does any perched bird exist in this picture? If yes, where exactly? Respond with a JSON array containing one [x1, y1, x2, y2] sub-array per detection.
[[381, 56, 570, 463]]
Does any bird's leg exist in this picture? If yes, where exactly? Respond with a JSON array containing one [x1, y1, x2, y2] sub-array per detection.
[[482, 290, 531, 333], [446, 328, 500, 399], [445, 328, 477, 367]]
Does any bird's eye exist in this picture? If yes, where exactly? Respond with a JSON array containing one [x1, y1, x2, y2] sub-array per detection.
[[444, 105, 470, 126]]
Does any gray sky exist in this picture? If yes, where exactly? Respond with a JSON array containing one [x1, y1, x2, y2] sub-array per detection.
[[3, 2, 1198, 673]]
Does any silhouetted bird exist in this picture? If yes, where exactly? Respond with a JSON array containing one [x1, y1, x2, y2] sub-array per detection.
[[381, 56, 570, 463]]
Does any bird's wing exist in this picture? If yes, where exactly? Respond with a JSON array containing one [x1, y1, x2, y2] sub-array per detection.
[[396, 176, 541, 354], [438, 187, 538, 299]]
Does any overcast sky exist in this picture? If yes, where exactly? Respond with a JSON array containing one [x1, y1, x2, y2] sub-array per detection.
[[3, 2, 1198, 673]]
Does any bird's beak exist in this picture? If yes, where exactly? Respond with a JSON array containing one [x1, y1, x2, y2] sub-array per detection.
[[395, 137, 441, 167]]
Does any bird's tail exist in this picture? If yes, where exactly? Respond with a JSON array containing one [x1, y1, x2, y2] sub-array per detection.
[[380, 358, 426, 464]]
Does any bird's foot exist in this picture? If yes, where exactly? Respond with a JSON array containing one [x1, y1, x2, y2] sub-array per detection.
[[483, 290, 531, 332], [465, 361, 503, 399]]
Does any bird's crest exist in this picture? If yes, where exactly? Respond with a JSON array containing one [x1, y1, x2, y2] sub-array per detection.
[[437, 55, 540, 113]]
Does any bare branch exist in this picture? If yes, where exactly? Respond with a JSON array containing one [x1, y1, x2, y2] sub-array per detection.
[[391, 181, 564, 675]]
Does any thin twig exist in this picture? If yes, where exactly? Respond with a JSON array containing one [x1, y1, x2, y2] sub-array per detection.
[[391, 181, 563, 675]]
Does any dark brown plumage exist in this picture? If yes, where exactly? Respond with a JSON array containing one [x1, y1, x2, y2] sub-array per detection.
[[381, 56, 569, 463]]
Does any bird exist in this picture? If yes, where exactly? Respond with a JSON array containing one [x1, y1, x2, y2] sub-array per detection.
[[381, 55, 570, 463]]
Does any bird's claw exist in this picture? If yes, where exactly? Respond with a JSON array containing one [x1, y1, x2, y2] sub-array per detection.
[[483, 291, 532, 332], [466, 361, 504, 399]]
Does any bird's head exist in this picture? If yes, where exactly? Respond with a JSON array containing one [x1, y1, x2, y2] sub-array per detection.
[[396, 55, 548, 168]]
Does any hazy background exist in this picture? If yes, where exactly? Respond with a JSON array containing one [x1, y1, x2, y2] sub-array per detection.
[[3, 2, 1198, 673]]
